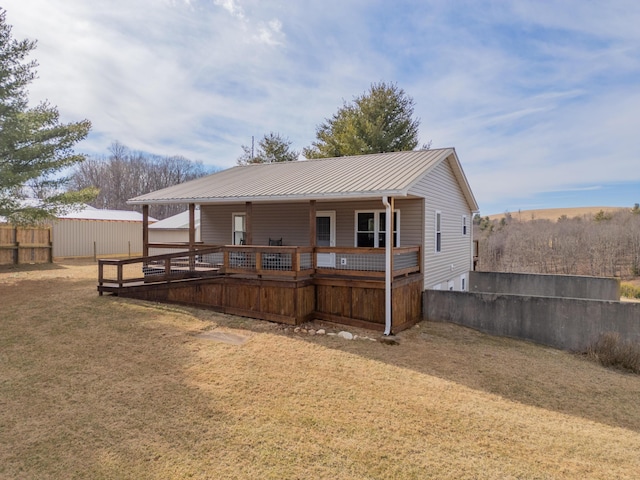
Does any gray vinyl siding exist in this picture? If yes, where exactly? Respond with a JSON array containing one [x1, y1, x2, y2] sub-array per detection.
[[200, 198, 423, 248], [200, 204, 237, 244], [408, 157, 474, 290], [52, 219, 143, 258]]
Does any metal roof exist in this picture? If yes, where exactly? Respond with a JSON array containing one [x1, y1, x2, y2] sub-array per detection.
[[2, 204, 157, 223], [58, 206, 154, 222], [129, 148, 478, 211], [148, 209, 200, 230]]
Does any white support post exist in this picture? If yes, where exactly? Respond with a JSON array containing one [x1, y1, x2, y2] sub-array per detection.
[[383, 196, 393, 335]]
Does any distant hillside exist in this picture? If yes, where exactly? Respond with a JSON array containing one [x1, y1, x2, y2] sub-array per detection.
[[486, 207, 626, 223]]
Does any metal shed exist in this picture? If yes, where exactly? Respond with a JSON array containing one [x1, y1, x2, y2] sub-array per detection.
[[52, 206, 156, 259]]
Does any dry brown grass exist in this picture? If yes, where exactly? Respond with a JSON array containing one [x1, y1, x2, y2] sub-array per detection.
[[488, 206, 624, 222], [2, 260, 640, 479], [586, 332, 640, 374]]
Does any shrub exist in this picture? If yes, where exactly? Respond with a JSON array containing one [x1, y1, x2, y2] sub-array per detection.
[[586, 332, 640, 374], [620, 283, 640, 299]]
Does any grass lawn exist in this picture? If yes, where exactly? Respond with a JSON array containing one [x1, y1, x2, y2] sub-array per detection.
[[1, 260, 639, 479]]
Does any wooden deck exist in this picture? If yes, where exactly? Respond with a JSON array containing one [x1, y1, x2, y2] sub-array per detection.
[[98, 245, 423, 332]]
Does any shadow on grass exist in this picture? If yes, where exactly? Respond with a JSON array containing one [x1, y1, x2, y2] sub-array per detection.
[[0, 276, 234, 478], [9, 270, 640, 441], [0, 262, 67, 273], [210, 310, 640, 434], [5, 272, 640, 479]]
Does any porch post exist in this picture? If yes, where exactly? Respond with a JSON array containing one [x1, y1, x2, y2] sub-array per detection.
[[245, 202, 253, 245], [142, 204, 149, 257], [309, 200, 317, 269], [188, 203, 196, 250]]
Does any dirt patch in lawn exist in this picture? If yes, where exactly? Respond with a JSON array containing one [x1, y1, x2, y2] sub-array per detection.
[[1, 261, 639, 479]]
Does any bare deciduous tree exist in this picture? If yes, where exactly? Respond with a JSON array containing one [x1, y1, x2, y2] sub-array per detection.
[[475, 207, 640, 278], [71, 142, 209, 219]]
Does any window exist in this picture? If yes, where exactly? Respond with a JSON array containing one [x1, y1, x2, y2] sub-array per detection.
[[355, 210, 399, 247], [378, 211, 399, 248], [462, 215, 467, 235], [435, 211, 442, 252], [232, 213, 245, 245]]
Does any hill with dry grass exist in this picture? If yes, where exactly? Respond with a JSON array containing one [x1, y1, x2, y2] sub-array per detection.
[[487, 206, 625, 222]]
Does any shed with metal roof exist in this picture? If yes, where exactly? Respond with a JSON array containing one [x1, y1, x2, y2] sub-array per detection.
[[52, 206, 157, 259]]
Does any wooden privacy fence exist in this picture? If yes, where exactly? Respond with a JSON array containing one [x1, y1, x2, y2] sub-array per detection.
[[0, 226, 52, 265]]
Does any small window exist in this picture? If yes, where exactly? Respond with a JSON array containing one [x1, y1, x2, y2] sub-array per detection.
[[435, 211, 442, 253], [232, 213, 246, 245], [462, 215, 467, 235], [356, 212, 375, 247]]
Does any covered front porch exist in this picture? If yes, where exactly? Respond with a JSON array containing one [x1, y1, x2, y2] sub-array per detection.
[[98, 242, 423, 332], [107, 185, 428, 333]]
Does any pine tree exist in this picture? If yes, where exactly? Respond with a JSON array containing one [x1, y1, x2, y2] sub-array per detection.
[[237, 132, 299, 165], [303, 82, 425, 158], [0, 9, 94, 224]]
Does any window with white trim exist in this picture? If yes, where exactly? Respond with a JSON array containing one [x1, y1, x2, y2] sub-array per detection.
[[232, 213, 246, 245], [355, 210, 399, 247], [435, 211, 442, 252], [462, 215, 468, 235]]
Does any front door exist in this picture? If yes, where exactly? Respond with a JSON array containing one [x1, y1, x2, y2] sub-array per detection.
[[316, 211, 336, 268]]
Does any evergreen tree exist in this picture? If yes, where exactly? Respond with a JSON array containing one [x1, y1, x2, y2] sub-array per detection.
[[0, 9, 94, 224], [237, 132, 299, 165], [303, 82, 425, 158]]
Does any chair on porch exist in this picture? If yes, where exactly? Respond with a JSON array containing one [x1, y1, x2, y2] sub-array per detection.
[[230, 238, 247, 267], [263, 237, 283, 269]]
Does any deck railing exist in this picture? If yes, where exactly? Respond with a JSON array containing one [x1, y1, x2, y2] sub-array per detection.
[[315, 246, 421, 278], [98, 245, 421, 289]]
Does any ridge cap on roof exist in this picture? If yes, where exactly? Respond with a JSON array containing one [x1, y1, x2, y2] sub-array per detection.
[[234, 148, 453, 166]]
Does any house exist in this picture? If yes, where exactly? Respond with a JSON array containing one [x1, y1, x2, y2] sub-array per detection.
[[99, 148, 478, 333]]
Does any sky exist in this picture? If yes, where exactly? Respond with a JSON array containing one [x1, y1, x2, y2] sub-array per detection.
[[3, 0, 639, 215]]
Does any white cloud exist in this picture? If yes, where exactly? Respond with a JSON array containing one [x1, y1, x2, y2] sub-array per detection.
[[254, 19, 284, 46], [213, 0, 244, 19]]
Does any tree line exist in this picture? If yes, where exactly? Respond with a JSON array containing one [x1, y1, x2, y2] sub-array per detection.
[[70, 142, 208, 220], [475, 207, 640, 278]]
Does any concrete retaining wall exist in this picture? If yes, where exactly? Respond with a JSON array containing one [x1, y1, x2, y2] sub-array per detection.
[[469, 271, 619, 301], [424, 290, 640, 351]]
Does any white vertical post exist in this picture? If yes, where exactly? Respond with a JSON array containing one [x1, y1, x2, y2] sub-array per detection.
[[383, 196, 392, 335]]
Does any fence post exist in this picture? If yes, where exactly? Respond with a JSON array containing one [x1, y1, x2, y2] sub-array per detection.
[[13, 226, 18, 265], [48, 228, 52, 263], [93, 241, 97, 262]]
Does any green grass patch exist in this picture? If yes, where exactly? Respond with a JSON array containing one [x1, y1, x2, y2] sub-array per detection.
[[621, 282, 640, 299]]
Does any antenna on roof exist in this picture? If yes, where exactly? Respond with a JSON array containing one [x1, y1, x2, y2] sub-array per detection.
[[251, 136, 255, 160]]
